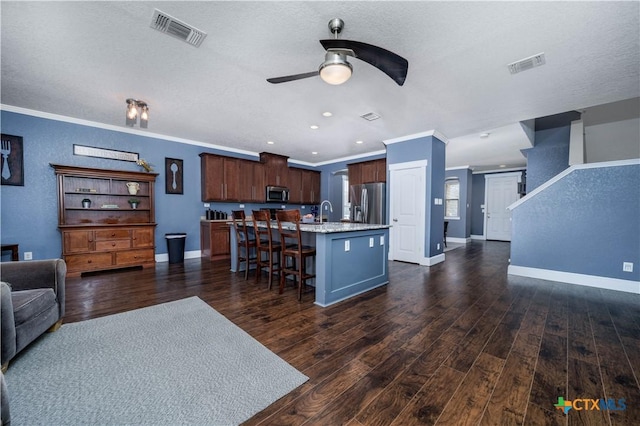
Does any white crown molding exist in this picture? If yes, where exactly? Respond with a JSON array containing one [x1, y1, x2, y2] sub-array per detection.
[[310, 149, 387, 167], [472, 167, 526, 174], [1, 104, 262, 158], [508, 265, 640, 294], [383, 129, 449, 145]]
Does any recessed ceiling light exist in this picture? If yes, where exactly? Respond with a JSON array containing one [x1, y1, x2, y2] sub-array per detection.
[[356, 140, 364, 144], [499, 164, 506, 168], [322, 112, 332, 117], [267, 141, 274, 145], [310, 125, 319, 130], [480, 133, 490, 138], [312, 151, 318, 155]]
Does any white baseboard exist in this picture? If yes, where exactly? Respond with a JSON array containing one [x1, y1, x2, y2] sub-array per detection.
[[420, 253, 445, 266], [155, 250, 201, 263], [508, 265, 640, 294], [447, 237, 471, 244], [470, 234, 485, 240]]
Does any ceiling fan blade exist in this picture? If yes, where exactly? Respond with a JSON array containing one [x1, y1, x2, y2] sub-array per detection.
[[267, 71, 319, 84], [320, 39, 408, 86]]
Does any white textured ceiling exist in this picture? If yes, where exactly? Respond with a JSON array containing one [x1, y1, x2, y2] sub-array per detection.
[[1, 1, 638, 168]]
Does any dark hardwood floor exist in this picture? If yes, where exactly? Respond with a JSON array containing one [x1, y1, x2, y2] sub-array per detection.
[[64, 241, 640, 425]]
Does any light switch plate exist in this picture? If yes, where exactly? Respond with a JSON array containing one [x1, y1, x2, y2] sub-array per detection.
[[623, 262, 633, 272], [345, 240, 350, 251], [380, 236, 384, 245], [369, 237, 374, 247]]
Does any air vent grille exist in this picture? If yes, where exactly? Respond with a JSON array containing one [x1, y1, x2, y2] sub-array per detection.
[[361, 112, 381, 121], [508, 52, 546, 74], [150, 9, 207, 47]]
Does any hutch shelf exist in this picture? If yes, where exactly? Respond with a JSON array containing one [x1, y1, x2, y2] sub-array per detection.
[[52, 164, 158, 276]]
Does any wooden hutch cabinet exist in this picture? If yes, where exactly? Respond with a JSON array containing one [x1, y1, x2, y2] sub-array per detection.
[[52, 164, 157, 276]]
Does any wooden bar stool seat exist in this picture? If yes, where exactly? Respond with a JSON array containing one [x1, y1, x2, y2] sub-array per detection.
[[251, 210, 282, 289], [231, 210, 257, 280], [276, 209, 316, 301]]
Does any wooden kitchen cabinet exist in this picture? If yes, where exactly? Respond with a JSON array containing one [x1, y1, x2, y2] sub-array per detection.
[[288, 168, 303, 203], [301, 169, 321, 204], [201, 153, 266, 202], [52, 164, 157, 276], [200, 221, 231, 260], [349, 158, 386, 185], [260, 152, 289, 187], [360, 158, 386, 183]]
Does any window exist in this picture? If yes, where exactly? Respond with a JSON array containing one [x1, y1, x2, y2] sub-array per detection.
[[445, 179, 460, 219], [342, 175, 351, 220]]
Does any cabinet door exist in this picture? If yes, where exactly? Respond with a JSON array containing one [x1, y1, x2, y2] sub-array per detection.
[[348, 163, 362, 188], [251, 163, 265, 202], [376, 159, 387, 182], [132, 227, 154, 248], [223, 158, 240, 201], [211, 223, 231, 256], [201, 155, 225, 201], [63, 230, 94, 253], [308, 170, 321, 204], [288, 168, 303, 204], [237, 160, 254, 201], [300, 169, 320, 204], [361, 161, 378, 183]]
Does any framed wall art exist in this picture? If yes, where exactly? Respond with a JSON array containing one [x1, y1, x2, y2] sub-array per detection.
[[165, 158, 183, 194], [1, 134, 24, 186]]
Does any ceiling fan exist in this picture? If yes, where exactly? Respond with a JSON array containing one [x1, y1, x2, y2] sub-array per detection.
[[267, 18, 408, 86]]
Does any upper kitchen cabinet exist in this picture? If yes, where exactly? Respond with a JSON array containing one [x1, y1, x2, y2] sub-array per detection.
[[348, 162, 362, 187], [200, 153, 242, 201], [349, 158, 386, 185], [240, 161, 265, 202], [301, 169, 321, 204], [288, 167, 303, 204], [260, 152, 289, 187], [360, 158, 387, 183], [288, 168, 320, 204]]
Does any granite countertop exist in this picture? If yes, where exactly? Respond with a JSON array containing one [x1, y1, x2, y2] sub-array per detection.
[[248, 221, 391, 234]]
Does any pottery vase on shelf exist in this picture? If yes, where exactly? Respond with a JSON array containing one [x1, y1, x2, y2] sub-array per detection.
[[126, 182, 140, 195]]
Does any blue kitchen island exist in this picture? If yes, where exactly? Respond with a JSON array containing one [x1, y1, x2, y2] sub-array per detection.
[[229, 222, 391, 307]]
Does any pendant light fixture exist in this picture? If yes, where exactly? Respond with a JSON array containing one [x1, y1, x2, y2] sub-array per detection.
[[125, 99, 149, 128]]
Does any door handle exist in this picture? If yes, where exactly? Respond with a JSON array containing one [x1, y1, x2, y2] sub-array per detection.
[[393, 218, 398, 222]]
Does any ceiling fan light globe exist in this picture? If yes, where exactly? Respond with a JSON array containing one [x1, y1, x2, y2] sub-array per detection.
[[319, 52, 352, 85]]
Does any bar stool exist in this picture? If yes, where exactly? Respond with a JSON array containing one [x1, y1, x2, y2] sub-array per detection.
[[251, 210, 282, 289], [275, 209, 316, 301], [231, 210, 257, 280]]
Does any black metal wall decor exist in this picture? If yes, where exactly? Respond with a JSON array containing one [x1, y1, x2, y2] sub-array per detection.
[[165, 158, 183, 194], [1, 134, 24, 186]]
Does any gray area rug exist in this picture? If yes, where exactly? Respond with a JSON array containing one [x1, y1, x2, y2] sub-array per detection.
[[4, 297, 308, 425]]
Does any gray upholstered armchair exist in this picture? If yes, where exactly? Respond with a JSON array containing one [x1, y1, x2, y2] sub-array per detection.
[[1, 259, 66, 372]]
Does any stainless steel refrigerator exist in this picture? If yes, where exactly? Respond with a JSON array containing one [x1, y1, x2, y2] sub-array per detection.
[[350, 183, 386, 224]]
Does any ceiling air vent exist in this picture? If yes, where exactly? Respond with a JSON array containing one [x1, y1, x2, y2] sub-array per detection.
[[361, 112, 381, 121], [508, 52, 546, 74], [150, 9, 207, 47]]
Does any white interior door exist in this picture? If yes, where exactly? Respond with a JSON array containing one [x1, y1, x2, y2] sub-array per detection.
[[484, 173, 520, 241], [390, 162, 426, 263]]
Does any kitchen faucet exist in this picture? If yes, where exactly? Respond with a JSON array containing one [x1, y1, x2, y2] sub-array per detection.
[[318, 200, 333, 223]]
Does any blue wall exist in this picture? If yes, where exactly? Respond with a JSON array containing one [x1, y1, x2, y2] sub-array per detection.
[[444, 168, 472, 239], [0, 110, 313, 260], [386, 134, 445, 259], [510, 164, 640, 282], [523, 125, 570, 191]]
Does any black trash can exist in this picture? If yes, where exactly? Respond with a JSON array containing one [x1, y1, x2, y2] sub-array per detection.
[[165, 233, 187, 264]]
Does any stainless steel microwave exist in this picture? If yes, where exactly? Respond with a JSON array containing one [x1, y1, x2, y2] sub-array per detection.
[[265, 186, 290, 203]]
